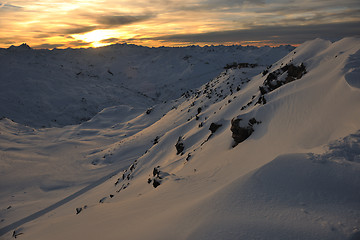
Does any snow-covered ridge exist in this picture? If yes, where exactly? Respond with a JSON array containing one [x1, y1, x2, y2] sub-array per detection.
[[0, 43, 293, 128], [0, 38, 360, 240]]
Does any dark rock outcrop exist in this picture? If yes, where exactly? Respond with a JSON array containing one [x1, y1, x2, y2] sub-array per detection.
[[230, 118, 254, 145], [153, 167, 160, 177], [261, 63, 306, 94], [76, 207, 82, 214], [224, 62, 258, 69], [209, 122, 222, 134], [146, 108, 153, 114], [148, 166, 168, 188], [153, 178, 161, 188], [231, 117, 261, 146], [153, 136, 159, 145], [175, 136, 185, 155]]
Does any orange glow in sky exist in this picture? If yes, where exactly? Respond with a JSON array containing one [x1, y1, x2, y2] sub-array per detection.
[[0, 0, 359, 49]]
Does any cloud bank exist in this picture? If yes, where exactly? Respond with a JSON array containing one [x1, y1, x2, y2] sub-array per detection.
[[151, 22, 360, 45], [0, 0, 359, 48]]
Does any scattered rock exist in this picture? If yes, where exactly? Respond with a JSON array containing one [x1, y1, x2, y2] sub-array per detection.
[[286, 63, 306, 81], [153, 167, 160, 177], [261, 63, 306, 94], [230, 118, 253, 145], [116, 182, 129, 191], [148, 166, 170, 188], [153, 136, 160, 145], [175, 136, 185, 155], [248, 117, 261, 126], [146, 108, 153, 114], [129, 163, 135, 171], [12, 229, 23, 238], [231, 117, 261, 146], [256, 95, 267, 105], [224, 62, 258, 69], [153, 178, 161, 188], [115, 178, 120, 186], [76, 207, 82, 214], [209, 122, 222, 134]]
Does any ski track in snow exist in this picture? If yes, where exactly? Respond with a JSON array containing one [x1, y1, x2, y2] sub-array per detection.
[[0, 158, 135, 237]]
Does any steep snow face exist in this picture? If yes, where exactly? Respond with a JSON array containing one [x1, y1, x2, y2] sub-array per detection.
[[344, 49, 360, 88], [0, 44, 293, 128], [1, 38, 360, 240]]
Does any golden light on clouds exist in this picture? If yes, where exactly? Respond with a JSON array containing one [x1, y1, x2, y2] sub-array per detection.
[[0, 0, 359, 49], [73, 30, 119, 47]]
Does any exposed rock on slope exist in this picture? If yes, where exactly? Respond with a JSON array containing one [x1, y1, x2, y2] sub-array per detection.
[[259, 63, 306, 95], [231, 117, 261, 146]]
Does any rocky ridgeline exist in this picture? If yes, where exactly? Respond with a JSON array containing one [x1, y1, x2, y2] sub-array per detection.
[[89, 62, 307, 193], [233, 63, 307, 146], [258, 63, 307, 101]]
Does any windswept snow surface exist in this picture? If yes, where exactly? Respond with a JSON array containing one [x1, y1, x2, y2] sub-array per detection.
[[1, 38, 360, 240]]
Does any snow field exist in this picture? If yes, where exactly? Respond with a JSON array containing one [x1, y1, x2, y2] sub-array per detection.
[[1, 38, 360, 239]]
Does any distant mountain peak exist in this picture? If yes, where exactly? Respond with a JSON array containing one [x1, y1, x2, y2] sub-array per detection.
[[8, 43, 32, 50]]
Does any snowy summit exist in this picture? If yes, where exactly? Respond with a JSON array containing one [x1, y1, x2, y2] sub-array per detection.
[[0, 38, 360, 240]]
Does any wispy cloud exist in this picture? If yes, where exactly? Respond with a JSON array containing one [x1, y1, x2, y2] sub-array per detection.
[[0, 37, 15, 44], [96, 14, 155, 27], [100, 38, 121, 44], [62, 25, 98, 35]]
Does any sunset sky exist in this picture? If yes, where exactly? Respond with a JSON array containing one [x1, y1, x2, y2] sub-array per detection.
[[1, 0, 359, 49]]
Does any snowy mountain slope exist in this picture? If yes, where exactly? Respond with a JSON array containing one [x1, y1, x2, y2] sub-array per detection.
[[0, 44, 293, 128], [0, 45, 274, 233], [1, 37, 360, 240]]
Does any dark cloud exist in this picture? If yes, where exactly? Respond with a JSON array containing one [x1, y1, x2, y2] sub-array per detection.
[[238, 9, 360, 30], [55, 14, 155, 37], [69, 40, 91, 47], [151, 21, 360, 45], [0, 2, 22, 11], [174, 0, 264, 12], [33, 40, 89, 49], [34, 33, 53, 39], [205, 0, 264, 7], [33, 43, 65, 49], [0, 38, 15, 45], [62, 25, 98, 35], [100, 38, 121, 43], [253, 2, 360, 17], [96, 14, 155, 26]]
